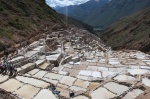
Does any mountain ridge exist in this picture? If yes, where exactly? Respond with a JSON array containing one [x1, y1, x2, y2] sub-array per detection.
[[56, 0, 150, 28], [84, 0, 150, 28], [55, 0, 109, 21]]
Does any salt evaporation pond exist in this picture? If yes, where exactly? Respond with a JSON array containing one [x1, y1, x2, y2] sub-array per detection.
[[34, 89, 57, 99], [71, 95, 89, 99], [130, 52, 145, 59], [98, 67, 108, 71], [10, 56, 24, 62], [140, 66, 150, 70], [128, 69, 149, 75], [108, 58, 120, 65], [103, 82, 129, 95], [90, 87, 116, 99], [102, 71, 117, 78], [33, 46, 45, 51], [78, 70, 93, 76], [16, 76, 50, 88], [142, 78, 150, 87], [114, 75, 136, 82], [25, 51, 39, 58], [123, 89, 143, 99]]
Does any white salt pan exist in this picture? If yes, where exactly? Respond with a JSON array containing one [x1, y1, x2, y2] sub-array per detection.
[[92, 71, 101, 78], [114, 75, 136, 82], [103, 82, 129, 95], [128, 69, 149, 75], [34, 89, 58, 99], [90, 87, 116, 99], [142, 78, 150, 87], [16, 76, 50, 88], [123, 89, 143, 99], [78, 70, 93, 76]]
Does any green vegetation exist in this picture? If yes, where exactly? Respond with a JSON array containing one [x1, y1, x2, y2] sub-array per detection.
[[99, 8, 150, 53], [8, 18, 26, 30], [0, 0, 65, 51], [0, 28, 13, 39]]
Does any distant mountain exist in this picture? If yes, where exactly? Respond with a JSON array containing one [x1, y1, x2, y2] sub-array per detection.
[[55, 0, 109, 21], [99, 8, 150, 53], [84, 0, 150, 28], [55, 0, 150, 28]]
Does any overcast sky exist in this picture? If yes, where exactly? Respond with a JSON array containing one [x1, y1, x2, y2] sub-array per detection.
[[46, 0, 90, 8]]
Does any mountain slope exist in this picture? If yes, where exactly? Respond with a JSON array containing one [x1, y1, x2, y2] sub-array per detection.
[[99, 8, 150, 53], [0, 0, 65, 51], [56, 0, 150, 28], [55, 0, 109, 21], [84, 0, 150, 28]]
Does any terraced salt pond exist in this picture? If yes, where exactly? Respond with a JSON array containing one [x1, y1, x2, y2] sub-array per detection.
[[0, 28, 150, 99], [128, 69, 150, 75], [114, 75, 136, 82], [123, 89, 144, 99], [16, 76, 50, 88], [34, 89, 58, 99], [142, 78, 150, 87], [90, 87, 117, 99], [9, 56, 25, 62], [103, 82, 129, 95]]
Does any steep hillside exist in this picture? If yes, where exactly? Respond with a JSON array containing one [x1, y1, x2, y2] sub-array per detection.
[[55, 0, 109, 21], [84, 0, 150, 28], [99, 8, 150, 53], [0, 0, 65, 51]]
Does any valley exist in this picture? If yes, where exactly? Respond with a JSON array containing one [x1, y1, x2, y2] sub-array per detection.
[[0, 0, 150, 99]]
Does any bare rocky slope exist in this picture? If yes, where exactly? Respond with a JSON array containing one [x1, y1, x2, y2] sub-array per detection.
[[99, 8, 150, 54]]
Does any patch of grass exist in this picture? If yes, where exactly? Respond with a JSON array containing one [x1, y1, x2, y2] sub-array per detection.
[[111, 36, 123, 48], [1, 10, 9, 17], [0, 6, 4, 11], [8, 17, 27, 30], [133, 25, 150, 41], [0, 28, 13, 39]]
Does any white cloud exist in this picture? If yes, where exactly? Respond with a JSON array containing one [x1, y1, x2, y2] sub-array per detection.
[[46, 0, 90, 8]]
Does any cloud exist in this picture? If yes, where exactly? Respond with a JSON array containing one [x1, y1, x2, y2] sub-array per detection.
[[46, 0, 90, 8]]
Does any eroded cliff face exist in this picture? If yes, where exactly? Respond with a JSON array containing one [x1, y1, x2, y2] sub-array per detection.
[[100, 8, 150, 54]]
